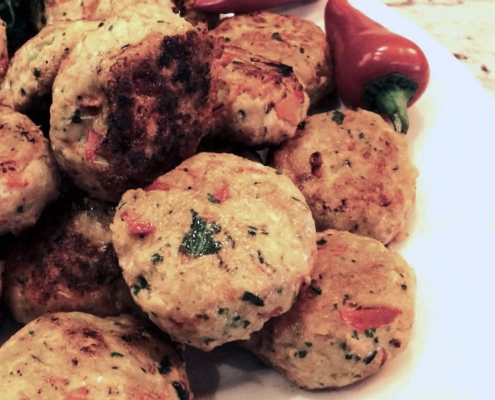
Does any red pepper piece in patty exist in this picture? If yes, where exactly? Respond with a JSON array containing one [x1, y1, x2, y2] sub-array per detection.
[[325, 0, 430, 134], [339, 306, 402, 332]]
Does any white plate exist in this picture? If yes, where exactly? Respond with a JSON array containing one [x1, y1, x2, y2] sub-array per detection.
[[2, 1, 495, 399]]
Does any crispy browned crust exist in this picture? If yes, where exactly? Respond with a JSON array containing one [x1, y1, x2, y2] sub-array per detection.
[[2, 192, 134, 323], [95, 28, 220, 196]]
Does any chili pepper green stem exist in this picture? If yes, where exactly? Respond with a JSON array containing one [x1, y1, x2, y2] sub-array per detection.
[[364, 73, 419, 134]]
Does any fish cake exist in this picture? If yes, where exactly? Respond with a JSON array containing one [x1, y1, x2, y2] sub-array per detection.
[[0, 20, 101, 113], [273, 109, 418, 244], [172, 0, 220, 28], [212, 11, 334, 106], [210, 45, 309, 147], [49, 11, 219, 201], [31, 0, 175, 30], [0, 105, 60, 235], [111, 152, 316, 351], [242, 229, 417, 389], [2, 193, 135, 324], [0, 312, 192, 399], [0, 19, 7, 83]]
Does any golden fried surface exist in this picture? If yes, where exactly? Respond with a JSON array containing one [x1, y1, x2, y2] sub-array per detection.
[[0, 20, 101, 113], [273, 109, 418, 244], [111, 152, 316, 351], [212, 11, 334, 105], [31, 0, 175, 30], [210, 45, 309, 147], [2, 194, 135, 324], [49, 10, 219, 201], [0, 105, 60, 235], [243, 229, 416, 389], [0, 312, 192, 399]]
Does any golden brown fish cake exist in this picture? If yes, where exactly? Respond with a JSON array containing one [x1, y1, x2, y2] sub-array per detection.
[[31, 0, 175, 30], [2, 193, 135, 324], [0, 105, 60, 235], [0, 20, 101, 113], [111, 152, 316, 351], [211, 11, 334, 106], [210, 45, 309, 147], [0, 312, 192, 399], [273, 109, 418, 244], [242, 229, 416, 389], [49, 11, 219, 201], [0, 19, 7, 84]]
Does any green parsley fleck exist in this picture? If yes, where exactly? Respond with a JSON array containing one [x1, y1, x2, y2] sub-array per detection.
[[331, 110, 345, 125], [132, 276, 148, 295], [151, 253, 163, 265], [242, 291, 264, 307], [207, 193, 220, 204], [271, 32, 283, 41], [111, 352, 124, 358], [363, 350, 377, 365], [179, 209, 222, 258]]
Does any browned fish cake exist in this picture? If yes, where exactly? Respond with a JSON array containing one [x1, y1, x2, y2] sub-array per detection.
[[111, 152, 316, 351], [273, 109, 418, 244], [0, 20, 101, 113], [31, 0, 175, 30], [0, 105, 60, 235], [242, 229, 416, 389], [0, 312, 192, 399], [211, 11, 334, 106], [210, 45, 309, 147], [2, 192, 135, 324], [49, 11, 220, 201]]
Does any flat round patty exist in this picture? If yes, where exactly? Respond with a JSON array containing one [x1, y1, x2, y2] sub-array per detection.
[[0, 105, 60, 235], [273, 108, 418, 244], [211, 11, 334, 105], [210, 44, 309, 147], [0, 312, 192, 399], [243, 229, 416, 389], [111, 152, 317, 351], [2, 194, 135, 324], [49, 11, 218, 201]]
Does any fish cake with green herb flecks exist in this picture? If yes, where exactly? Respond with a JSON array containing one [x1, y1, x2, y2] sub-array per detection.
[[211, 11, 334, 106], [273, 108, 418, 244], [111, 152, 316, 351], [2, 193, 135, 324], [242, 229, 416, 389], [49, 9, 218, 202], [31, 0, 175, 30], [0, 20, 102, 113], [0, 105, 60, 235], [0, 312, 192, 399], [210, 45, 309, 147]]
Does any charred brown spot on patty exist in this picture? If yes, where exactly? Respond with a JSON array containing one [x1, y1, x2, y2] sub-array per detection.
[[2, 193, 134, 319], [98, 28, 220, 197]]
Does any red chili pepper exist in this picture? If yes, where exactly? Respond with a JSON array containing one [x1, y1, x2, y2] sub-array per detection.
[[193, 0, 312, 14], [339, 306, 402, 332], [325, 0, 430, 134]]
